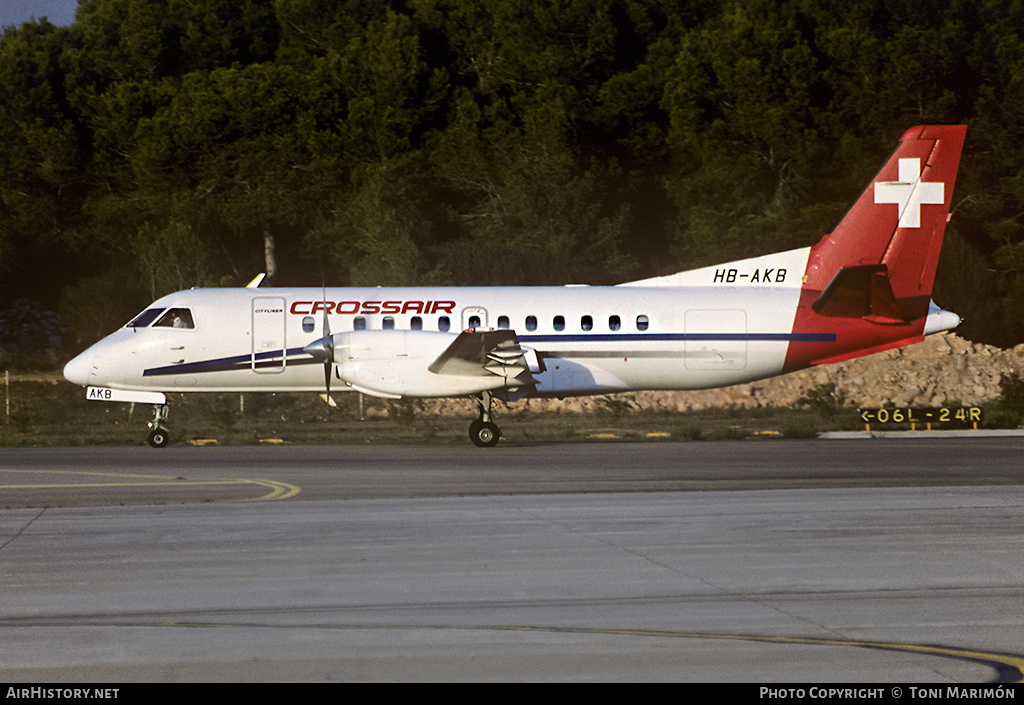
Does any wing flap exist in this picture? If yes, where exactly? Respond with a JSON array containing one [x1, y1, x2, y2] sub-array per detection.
[[428, 330, 541, 388]]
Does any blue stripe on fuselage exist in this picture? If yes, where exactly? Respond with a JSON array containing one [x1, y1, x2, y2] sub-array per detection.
[[517, 333, 836, 343], [142, 347, 314, 377], [141, 333, 836, 377]]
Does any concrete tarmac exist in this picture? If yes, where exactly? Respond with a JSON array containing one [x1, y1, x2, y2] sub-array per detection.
[[1, 439, 1023, 682]]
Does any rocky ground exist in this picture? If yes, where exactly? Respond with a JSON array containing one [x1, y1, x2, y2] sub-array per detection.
[[414, 332, 1020, 417], [636, 332, 1020, 412]]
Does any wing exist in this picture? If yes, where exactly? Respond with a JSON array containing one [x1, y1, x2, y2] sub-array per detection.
[[428, 329, 543, 390]]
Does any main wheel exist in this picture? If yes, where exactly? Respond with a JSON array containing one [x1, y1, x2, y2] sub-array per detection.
[[469, 419, 501, 448], [148, 427, 170, 448]]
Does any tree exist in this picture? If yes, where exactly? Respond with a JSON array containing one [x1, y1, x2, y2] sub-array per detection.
[[4, 0, 1024, 350], [662, 0, 831, 266], [92, 62, 327, 287], [0, 20, 89, 307]]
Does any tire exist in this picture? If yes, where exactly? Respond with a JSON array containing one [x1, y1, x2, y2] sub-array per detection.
[[148, 428, 170, 448], [469, 420, 501, 448]]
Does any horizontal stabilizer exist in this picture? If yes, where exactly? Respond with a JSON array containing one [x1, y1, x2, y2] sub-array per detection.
[[811, 265, 905, 323]]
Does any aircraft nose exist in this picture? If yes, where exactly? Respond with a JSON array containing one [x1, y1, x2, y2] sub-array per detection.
[[63, 348, 94, 387]]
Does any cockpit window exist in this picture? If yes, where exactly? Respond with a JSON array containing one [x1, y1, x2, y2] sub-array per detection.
[[153, 308, 195, 329], [126, 308, 164, 328]]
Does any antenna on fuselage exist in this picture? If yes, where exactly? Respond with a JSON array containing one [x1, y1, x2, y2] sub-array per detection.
[[245, 273, 266, 288]]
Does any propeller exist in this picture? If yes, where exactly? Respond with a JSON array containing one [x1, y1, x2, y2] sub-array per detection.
[[302, 283, 336, 406]]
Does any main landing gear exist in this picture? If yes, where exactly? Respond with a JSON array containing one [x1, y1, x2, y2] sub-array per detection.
[[147, 403, 170, 448], [469, 391, 501, 448]]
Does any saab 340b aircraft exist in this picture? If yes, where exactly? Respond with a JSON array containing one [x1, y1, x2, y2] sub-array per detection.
[[64, 125, 966, 447]]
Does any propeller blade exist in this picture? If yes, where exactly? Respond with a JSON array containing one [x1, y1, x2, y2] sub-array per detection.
[[303, 281, 336, 408], [321, 282, 332, 401]]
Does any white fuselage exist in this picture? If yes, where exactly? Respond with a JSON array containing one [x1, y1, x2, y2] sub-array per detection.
[[64, 248, 818, 399]]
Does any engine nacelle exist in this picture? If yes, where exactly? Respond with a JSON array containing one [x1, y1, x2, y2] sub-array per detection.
[[332, 330, 511, 398]]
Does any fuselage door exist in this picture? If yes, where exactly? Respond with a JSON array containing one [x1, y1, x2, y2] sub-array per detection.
[[252, 297, 287, 373], [684, 309, 747, 370], [462, 306, 488, 331]]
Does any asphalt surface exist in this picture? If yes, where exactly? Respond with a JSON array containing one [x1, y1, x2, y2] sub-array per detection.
[[1, 438, 1022, 682], [2, 437, 1023, 507]]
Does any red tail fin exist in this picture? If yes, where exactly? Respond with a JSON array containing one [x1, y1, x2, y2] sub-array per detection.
[[785, 126, 966, 370], [804, 125, 966, 320]]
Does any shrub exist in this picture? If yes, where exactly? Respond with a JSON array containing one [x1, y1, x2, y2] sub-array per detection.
[[988, 373, 1024, 428], [796, 382, 848, 418]]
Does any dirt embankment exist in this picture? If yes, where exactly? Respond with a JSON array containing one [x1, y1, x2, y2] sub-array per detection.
[[416, 332, 1018, 416], [629, 332, 1017, 412]]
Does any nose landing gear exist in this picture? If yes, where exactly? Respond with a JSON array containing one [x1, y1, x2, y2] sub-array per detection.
[[147, 404, 170, 448]]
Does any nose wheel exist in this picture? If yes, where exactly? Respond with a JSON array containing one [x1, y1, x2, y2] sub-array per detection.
[[147, 404, 170, 448], [469, 392, 501, 447]]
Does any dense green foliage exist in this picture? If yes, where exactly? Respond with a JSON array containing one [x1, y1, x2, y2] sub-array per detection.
[[2, 0, 1023, 348]]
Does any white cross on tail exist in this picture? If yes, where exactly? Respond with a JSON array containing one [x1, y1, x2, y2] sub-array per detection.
[[873, 158, 944, 228]]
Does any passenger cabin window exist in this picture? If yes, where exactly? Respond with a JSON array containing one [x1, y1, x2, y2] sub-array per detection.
[[609, 315, 621, 331], [525, 315, 538, 331], [438, 316, 450, 332], [467, 315, 481, 330], [581, 315, 593, 331], [126, 308, 164, 328], [383, 316, 395, 330], [411, 316, 423, 330], [354, 316, 367, 330], [497, 315, 510, 329], [302, 316, 315, 333], [153, 308, 194, 329], [636, 314, 649, 331], [553, 315, 565, 332]]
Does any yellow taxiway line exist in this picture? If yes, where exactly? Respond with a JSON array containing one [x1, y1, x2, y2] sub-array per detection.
[[115, 620, 1024, 682], [0, 469, 300, 502], [493, 626, 1024, 682]]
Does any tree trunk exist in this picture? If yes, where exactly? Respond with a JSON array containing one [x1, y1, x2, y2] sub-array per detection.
[[263, 225, 277, 285]]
